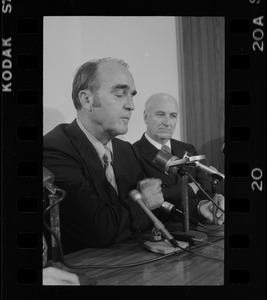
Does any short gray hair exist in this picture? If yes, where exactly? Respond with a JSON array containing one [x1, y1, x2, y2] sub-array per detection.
[[144, 93, 179, 114]]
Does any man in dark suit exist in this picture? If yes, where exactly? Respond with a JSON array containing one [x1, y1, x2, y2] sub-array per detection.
[[133, 93, 224, 225], [43, 58, 163, 254]]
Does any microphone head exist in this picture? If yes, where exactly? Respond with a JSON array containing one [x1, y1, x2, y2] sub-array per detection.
[[153, 150, 180, 174], [43, 167, 55, 185], [129, 189, 142, 202], [161, 201, 174, 214]]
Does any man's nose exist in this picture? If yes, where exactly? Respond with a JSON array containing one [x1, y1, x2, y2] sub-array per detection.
[[124, 95, 135, 111], [162, 116, 171, 126]]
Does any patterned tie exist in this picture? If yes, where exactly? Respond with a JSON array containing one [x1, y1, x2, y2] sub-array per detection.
[[161, 144, 171, 153], [104, 147, 118, 194]]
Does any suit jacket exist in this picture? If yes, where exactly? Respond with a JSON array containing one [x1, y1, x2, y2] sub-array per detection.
[[43, 120, 152, 254], [133, 134, 213, 216]]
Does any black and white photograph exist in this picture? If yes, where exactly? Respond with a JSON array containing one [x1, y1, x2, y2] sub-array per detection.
[[43, 16, 225, 286]]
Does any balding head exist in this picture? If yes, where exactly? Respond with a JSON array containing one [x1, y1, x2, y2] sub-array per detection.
[[72, 57, 129, 110], [145, 93, 178, 112], [144, 93, 179, 144]]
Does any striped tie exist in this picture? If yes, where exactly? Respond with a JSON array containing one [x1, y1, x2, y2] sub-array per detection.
[[161, 144, 171, 153], [104, 147, 118, 194]]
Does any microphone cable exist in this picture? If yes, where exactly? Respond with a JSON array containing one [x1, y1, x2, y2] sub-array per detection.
[[43, 193, 223, 269], [44, 216, 186, 269], [44, 192, 188, 269], [193, 239, 224, 250], [43, 198, 180, 269], [186, 172, 225, 214], [44, 213, 223, 269]]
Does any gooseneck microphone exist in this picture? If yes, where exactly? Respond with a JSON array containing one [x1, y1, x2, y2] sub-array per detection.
[[191, 161, 225, 181], [153, 150, 187, 175], [154, 149, 225, 181], [129, 190, 179, 248]]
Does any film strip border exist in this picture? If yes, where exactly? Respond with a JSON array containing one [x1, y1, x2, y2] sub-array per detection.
[[2, 10, 44, 293], [226, 5, 265, 294], [2, 1, 265, 298]]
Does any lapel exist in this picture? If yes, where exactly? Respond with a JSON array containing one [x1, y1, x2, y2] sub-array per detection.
[[112, 139, 132, 198], [112, 139, 125, 173], [170, 139, 187, 158], [65, 120, 118, 200], [111, 139, 124, 195]]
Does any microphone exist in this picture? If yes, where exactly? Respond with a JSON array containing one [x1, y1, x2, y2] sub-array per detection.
[[160, 201, 208, 244], [43, 166, 57, 194], [129, 190, 179, 248], [182, 151, 224, 181], [154, 150, 224, 181], [43, 167, 66, 199], [153, 150, 187, 175], [192, 161, 225, 181], [195, 161, 225, 180], [161, 201, 199, 226]]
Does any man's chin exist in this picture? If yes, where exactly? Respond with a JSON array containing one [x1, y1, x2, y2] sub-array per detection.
[[116, 126, 128, 136], [157, 133, 171, 141]]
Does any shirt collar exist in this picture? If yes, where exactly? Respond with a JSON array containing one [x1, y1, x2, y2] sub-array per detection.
[[144, 132, 171, 151], [76, 118, 113, 162]]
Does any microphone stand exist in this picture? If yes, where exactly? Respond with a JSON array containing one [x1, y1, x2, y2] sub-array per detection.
[[180, 167, 189, 232], [153, 149, 224, 242], [48, 192, 63, 269], [44, 187, 97, 285], [170, 167, 208, 244], [211, 178, 219, 223], [188, 174, 224, 237], [210, 176, 225, 229]]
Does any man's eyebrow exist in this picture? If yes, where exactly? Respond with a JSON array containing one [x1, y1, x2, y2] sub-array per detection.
[[111, 85, 137, 96], [111, 84, 129, 92], [155, 110, 177, 115]]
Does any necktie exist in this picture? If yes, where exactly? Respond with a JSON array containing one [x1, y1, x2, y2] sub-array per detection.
[[161, 144, 171, 153], [103, 147, 118, 193]]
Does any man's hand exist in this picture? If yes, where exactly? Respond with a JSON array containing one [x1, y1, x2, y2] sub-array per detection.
[[43, 267, 80, 285], [138, 178, 164, 210], [197, 193, 224, 225]]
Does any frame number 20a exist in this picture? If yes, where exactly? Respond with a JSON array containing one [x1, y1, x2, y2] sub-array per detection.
[[252, 16, 264, 52]]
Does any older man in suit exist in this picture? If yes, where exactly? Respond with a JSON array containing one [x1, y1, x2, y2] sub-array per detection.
[[133, 93, 224, 225], [43, 58, 164, 254]]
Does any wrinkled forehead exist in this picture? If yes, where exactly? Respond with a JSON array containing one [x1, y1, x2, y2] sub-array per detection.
[[150, 97, 179, 113]]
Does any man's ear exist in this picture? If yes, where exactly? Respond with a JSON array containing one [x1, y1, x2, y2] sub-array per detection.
[[143, 110, 148, 124], [78, 90, 93, 111]]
